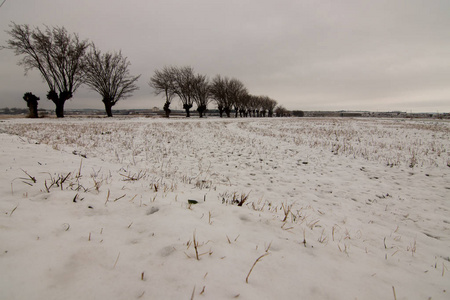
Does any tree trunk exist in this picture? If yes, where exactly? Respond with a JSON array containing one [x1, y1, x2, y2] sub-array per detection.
[[197, 105, 206, 118], [183, 104, 192, 118], [225, 107, 231, 118], [48, 90, 71, 118], [27, 103, 38, 118], [55, 100, 65, 118], [30, 104, 38, 118], [104, 101, 113, 117], [163, 101, 171, 118]]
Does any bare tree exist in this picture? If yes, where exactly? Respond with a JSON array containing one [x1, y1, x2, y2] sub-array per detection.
[[83, 45, 140, 117], [210, 75, 227, 118], [172, 66, 195, 117], [227, 78, 247, 117], [149, 66, 176, 117], [266, 97, 277, 117], [23, 92, 39, 118], [191, 74, 210, 118], [3, 23, 88, 118], [210, 76, 246, 117], [245, 95, 257, 117], [234, 91, 249, 118], [237, 93, 250, 117]]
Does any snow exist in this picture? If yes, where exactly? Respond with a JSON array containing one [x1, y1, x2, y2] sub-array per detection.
[[0, 117, 449, 300]]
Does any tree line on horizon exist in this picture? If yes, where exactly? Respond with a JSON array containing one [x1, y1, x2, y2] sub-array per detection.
[[3, 23, 287, 118], [149, 66, 279, 118]]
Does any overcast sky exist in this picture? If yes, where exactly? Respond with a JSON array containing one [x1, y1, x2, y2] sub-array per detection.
[[1, 0, 449, 112]]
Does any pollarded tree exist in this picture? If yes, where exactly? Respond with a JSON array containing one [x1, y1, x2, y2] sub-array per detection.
[[238, 93, 251, 117], [227, 78, 247, 118], [191, 74, 211, 118], [23, 92, 39, 118], [210, 76, 246, 118], [149, 66, 176, 118], [83, 45, 140, 117], [257, 96, 265, 117], [172, 66, 195, 117], [247, 95, 259, 117], [258, 96, 277, 117], [210, 75, 227, 118], [266, 97, 277, 117], [4, 23, 89, 118]]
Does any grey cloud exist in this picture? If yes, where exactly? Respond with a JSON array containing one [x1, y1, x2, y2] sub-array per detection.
[[0, 0, 449, 112]]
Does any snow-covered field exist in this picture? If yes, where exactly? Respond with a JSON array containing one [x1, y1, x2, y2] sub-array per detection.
[[0, 117, 449, 300]]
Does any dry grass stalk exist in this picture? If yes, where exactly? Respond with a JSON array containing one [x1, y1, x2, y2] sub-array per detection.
[[193, 232, 200, 260], [307, 219, 320, 230], [238, 191, 250, 206], [77, 158, 83, 178], [318, 229, 328, 244], [265, 241, 272, 252], [20, 168, 36, 184], [246, 253, 270, 283], [9, 204, 19, 217], [104, 189, 110, 205], [407, 239, 417, 256], [281, 202, 292, 222], [119, 170, 146, 181], [191, 285, 196, 300], [113, 252, 121, 268], [113, 194, 126, 202]]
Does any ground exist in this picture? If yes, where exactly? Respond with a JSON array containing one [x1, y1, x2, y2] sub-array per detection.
[[0, 117, 449, 299]]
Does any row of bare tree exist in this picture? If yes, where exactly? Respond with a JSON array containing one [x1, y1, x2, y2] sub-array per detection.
[[149, 66, 278, 118], [3, 23, 140, 118], [4, 23, 279, 118]]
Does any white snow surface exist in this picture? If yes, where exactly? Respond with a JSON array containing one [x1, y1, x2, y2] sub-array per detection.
[[0, 117, 449, 300]]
